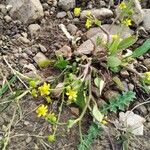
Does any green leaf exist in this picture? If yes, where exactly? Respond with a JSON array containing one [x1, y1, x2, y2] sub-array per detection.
[[132, 38, 150, 58], [107, 56, 121, 68], [105, 91, 136, 113], [113, 76, 125, 91], [94, 77, 105, 95], [92, 104, 104, 122], [75, 86, 86, 109], [54, 57, 69, 70], [0, 75, 17, 97], [108, 37, 121, 55], [118, 35, 137, 50]]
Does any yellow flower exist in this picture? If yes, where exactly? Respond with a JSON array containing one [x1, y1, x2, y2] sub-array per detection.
[[66, 88, 77, 102], [119, 1, 127, 10], [29, 80, 37, 88], [31, 89, 38, 97], [46, 112, 57, 123], [101, 120, 108, 125], [85, 18, 92, 29], [48, 135, 56, 142], [36, 104, 48, 117], [122, 18, 132, 26], [74, 7, 81, 17], [144, 72, 150, 81], [112, 34, 119, 40], [38, 82, 50, 96]]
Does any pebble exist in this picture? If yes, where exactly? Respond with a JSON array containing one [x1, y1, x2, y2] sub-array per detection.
[[143, 9, 150, 32], [56, 11, 67, 18], [18, 37, 30, 44], [28, 24, 41, 36], [77, 39, 94, 55], [39, 44, 47, 52], [80, 8, 113, 20], [103, 90, 119, 100], [134, 102, 148, 116], [4, 15, 12, 23], [58, 0, 75, 11], [67, 23, 78, 35], [33, 52, 50, 68], [143, 58, 150, 70], [120, 70, 129, 78], [26, 136, 32, 143], [128, 83, 134, 91]]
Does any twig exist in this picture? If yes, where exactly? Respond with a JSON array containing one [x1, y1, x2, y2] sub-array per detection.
[[3, 56, 29, 89], [131, 97, 150, 112], [3, 107, 17, 150]]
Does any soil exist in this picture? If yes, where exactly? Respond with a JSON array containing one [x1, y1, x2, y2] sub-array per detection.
[[0, 0, 150, 150]]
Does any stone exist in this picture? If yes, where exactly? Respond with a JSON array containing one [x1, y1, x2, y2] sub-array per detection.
[[33, 52, 50, 68], [70, 107, 79, 116], [77, 39, 94, 55], [128, 83, 134, 91], [143, 9, 150, 32], [18, 37, 30, 44], [39, 44, 47, 52], [28, 24, 41, 36], [80, 8, 113, 20], [132, 0, 144, 26], [26, 136, 32, 143], [143, 58, 150, 70], [0, 4, 7, 14], [56, 45, 72, 58], [7, 0, 44, 24], [58, 0, 75, 11], [4, 15, 12, 23], [134, 102, 148, 116], [120, 70, 129, 78], [86, 25, 133, 39], [56, 11, 67, 18], [67, 23, 78, 35], [104, 90, 119, 100]]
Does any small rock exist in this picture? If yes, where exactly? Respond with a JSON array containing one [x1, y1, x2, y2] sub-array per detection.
[[56, 11, 67, 18], [134, 102, 148, 116], [33, 52, 50, 68], [28, 24, 41, 36], [143, 58, 150, 70], [70, 107, 79, 116], [52, 83, 64, 98], [67, 23, 78, 35], [132, 0, 144, 26], [0, 4, 7, 14], [18, 37, 30, 44], [39, 44, 47, 52], [80, 8, 113, 20], [104, 90, 119, 100], [86, 25, 133, 39], [128, 83, 134, 91], [58, 0, 76, 11], [67, 11, 73, 19], [7, 0, 44, 24], [143, 9, 150, 32], [21, 52, 28, 60], [56, 45, 72, 58], [4, 15, 12, 23], [26, 136, 32, 143], [44, 11, 50, 17], [77, 39, 94, 55], [120, 70, 129, 78]]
